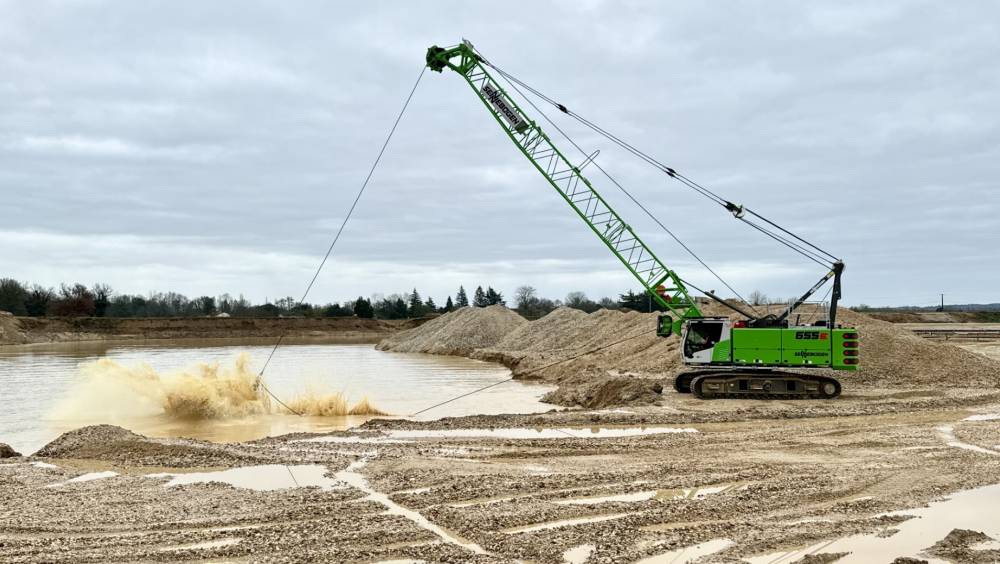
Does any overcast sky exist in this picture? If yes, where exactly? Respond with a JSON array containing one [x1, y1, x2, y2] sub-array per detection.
[[1, 1, 997, 307]]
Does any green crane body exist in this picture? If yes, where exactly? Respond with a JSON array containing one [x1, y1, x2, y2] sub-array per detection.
[[427, 42, 857, 399]]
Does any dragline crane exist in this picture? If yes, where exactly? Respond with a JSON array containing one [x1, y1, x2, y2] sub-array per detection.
[[426, 40, 858, 399]]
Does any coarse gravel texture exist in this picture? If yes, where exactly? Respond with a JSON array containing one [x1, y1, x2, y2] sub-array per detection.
[[924, 529, 1000, 563], [376, 305, 528, 356], [4, 389, 1000, 563]]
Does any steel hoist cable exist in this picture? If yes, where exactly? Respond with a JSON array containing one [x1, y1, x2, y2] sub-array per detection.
[[488, 58, 760, 315], [477, 54, 840, 269], [256, 65, 427, 415]]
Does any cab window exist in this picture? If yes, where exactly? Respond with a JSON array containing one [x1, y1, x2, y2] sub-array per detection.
[[684, 322, 723, 358]]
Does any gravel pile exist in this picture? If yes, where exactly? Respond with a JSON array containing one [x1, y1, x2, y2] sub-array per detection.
[[376, 305, 526, 356], [379, 304, 1000, 395], [925, 529, 999, 562], [33, 424, 275, 466], [837, 310, 1000, 387], [474, 307, 681, 380], [34, 424, 147, 458]]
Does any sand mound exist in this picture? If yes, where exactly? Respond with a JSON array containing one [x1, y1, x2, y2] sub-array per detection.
[[474, 308, 681, 381], [35, 424, 146, 458], [379, 304, 1000, 401], [541, 374, 666, 408], [0, 311, 27, 345], [33, 424, 268, 466], [834, 309, 1000, 386], [376, 305, 527, 356]]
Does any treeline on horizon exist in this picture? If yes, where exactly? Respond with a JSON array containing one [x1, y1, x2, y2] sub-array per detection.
[[0, 278, 670, 320]]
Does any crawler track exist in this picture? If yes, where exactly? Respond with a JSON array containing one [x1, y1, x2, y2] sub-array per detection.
[[675, 370, 841, 399]]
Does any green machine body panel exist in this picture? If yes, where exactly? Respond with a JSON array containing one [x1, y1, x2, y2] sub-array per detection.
[[713, 327, 858, 371]]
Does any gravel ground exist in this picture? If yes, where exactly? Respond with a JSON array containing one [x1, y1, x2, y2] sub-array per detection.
[[3, 386, 1000, 563]]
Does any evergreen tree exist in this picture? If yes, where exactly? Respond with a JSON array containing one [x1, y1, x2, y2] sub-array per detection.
[[455, 286, 469, 307], [444, 295, 454, 312], [393, 297, 408, 319], [425, 297, 436, 312], [407, 288, 424, 317], [0, 278, 28, 316], [197, 296, 217, 316], [322, 302, 353, 317], [618, 289, 664, 313], [473, 285, 488, 307], [353, 296, 374, 318], [485, 286, 505, 306]]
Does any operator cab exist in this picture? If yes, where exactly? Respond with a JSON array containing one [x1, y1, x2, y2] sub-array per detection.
[[681, 317, 731, 365]]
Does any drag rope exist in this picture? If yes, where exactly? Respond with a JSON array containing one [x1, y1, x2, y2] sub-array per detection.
[[408, 327, 657, 425], [256, 65, 427, 415]]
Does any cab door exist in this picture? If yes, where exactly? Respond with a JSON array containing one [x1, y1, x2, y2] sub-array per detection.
[[682, 319, 731, 365]]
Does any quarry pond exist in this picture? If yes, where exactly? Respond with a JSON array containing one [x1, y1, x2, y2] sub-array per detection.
[[0, 341, 555, 455]]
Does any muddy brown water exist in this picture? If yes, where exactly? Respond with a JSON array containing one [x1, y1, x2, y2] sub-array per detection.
[[0, 341, 554, 454]]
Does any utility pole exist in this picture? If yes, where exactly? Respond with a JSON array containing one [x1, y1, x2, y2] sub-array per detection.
[[941, 293, 945, 312]]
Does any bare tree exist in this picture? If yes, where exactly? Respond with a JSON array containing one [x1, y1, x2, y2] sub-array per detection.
[[565, 291, 600, 313], [748, 289, 768, 306], [514, 285, 537, 314]]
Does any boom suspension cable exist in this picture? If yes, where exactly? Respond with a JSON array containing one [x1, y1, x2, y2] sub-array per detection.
[[491, 64, 760, 315], [255, 65, 427, 414], [478, 54, 840, 269]]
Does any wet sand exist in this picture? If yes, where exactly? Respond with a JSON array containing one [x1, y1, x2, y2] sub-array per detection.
[[4, 386, 1000, 563]]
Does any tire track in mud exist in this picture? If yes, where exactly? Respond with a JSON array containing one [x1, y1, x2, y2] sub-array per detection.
[[334, 458, 490, 556]]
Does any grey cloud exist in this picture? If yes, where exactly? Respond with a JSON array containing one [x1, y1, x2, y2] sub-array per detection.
[[1, 0, 997, 307]]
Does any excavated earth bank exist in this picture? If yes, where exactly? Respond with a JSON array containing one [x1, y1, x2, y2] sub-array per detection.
[[0, 313, 421, 346]]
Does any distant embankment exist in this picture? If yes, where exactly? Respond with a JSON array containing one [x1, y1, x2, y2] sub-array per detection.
[[866, 311, 998, 324], [0, 312, 425, 346]]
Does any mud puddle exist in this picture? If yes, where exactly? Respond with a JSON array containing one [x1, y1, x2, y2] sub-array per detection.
[[148, 464, 342, 491], [562, 544, 595, 563], [383, 426, 698, 440], [937, 425, 1000, 455], [335, 460, 488, 555], [965, 412, 1000, 421], [45, 470, 118, 487], [554, 482, 744, 505], [637, 539, 733, 563], [502, 512, 635, 534], [744, 483, 1000, 563], [160, 538, 241, 552]]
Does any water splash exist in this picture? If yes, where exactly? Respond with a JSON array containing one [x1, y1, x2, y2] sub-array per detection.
[[287, 392, 387, 417], [52, 353, 386, 421]]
